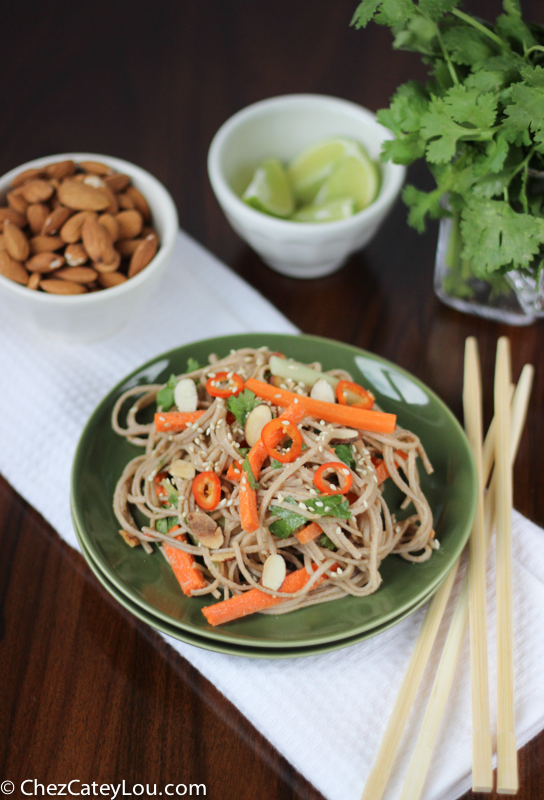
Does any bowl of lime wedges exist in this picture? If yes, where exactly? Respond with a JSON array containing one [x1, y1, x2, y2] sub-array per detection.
[[208, 94, 405, 278]]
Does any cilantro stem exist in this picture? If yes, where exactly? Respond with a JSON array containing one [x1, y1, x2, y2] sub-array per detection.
[[451, 9, 511, 52], [525, 45, 544, 58], [432, 20, 459, 86]]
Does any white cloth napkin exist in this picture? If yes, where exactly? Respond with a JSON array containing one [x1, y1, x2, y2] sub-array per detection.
[[1, 230, 543, 800]]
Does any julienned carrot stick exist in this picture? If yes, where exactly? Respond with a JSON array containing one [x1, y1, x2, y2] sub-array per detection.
[[245, 378, 396, 434], [239, 402, 308, 533], [155, 410, 206, 433], [226, 461, 243, 482], [372, 450, 409, 485], [296, 522, 323, 544], [202, 565, 326, 626], [163, 526, 207, 596]]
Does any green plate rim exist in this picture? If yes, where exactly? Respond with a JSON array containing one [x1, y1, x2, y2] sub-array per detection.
[[71, 332, 477, 648]]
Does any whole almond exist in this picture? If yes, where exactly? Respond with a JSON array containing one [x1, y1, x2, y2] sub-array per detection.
[[21, 179, 54, 204], [64, 243, 88, 266], [55, 266, 98, 284], [26, 252, 65, 273], [104, 173, 130, 193], [82, 216, 117, 264], [117, 191, 136, 210], [128, 234, 158, 277], [27, 203, 49, 235], [116, 238, 142, 257], [0, 251, 28, 284], [10, 167, 43, 188], [92, 250, 121, 273], [125, 186, 151, 222], [41, 206, 72, 236], [79, 160, 113, 176], [40, 278, 86, 295], [44, 160, 76, 180], [30, 236, 64, 254], [103, 185, 119, 215], [0, 235, 5, 251], [7, 191, 29, 215], [27, 272, 41, 290], [115, 209, 143, 240], [98, 213, 119, 242], [4, 220, 30, 261], [57, 179, 110, 211], [60, 211, 96, 243], [0, 208, 27, 229], [98, 271, 127, 288]]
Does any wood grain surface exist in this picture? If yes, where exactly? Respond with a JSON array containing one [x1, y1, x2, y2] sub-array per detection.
[[1, 1, 543, 798]]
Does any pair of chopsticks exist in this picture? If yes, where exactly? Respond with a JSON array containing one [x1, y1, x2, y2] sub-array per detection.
[[360, 337, 533, 800]]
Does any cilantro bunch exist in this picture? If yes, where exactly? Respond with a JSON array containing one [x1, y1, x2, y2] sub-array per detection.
[[353, 0, 544, 280]]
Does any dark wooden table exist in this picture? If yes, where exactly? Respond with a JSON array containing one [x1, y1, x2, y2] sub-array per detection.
[[1, 1, 543, 798]]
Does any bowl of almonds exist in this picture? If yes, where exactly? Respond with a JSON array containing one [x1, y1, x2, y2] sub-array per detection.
[[0, 153, 178, 341]]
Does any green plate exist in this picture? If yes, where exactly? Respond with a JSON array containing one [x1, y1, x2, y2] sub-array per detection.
[[71, 333, 477, 649], [74, 519, 442, 659]]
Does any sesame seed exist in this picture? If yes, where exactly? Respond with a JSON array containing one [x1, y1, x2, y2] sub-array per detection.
[[280, 383, 288, 390], [294, 398, 299, 404], [277, 493, 284, 503], [324, 506, 331, 512], [434, 540, 441, 550], [274, 394, 281, 399], [342, 469, 350, 476], [315, 501, 323, 507], [298, 502, 306, 509], [227, 372, 233, 379], [242, 476, 247, 485], [158, 416, 165, 422], [194, 437, 201, 445], [395, 525, 401, 533], [320, 420, 325, 426], [208, 372, 216, 378], [336, 567, 344, 575], [309, 488, 317, 495], [318, 446, 323, 452], [188, 445, 195, 453], [335, 526, 342, 534]]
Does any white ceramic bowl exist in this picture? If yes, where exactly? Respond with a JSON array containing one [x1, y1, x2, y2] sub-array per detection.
[[208, 94, 406, 279], [0, 152, 178, 342]]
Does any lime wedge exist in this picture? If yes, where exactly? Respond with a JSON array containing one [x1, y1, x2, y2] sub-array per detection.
[[313, 148, 380, 212], [292, 198, 356, 223], [287, 138, 360, 205], [242, 159, 294, 218]]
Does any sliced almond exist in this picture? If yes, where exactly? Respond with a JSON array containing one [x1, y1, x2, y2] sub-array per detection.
[[4, 220, 29, 262], [92, 250, 121, 273], [20, 179, 54, 204], [116, 237, 143, 257], [174, 378, 198, 412], [81, 216, 117, 264], [79, 160, 113, 176], [118, 191, 136, 210], [128, 233, 157, 277], [310, 378, 336, 403], [187, 512, 224, 550], [64, 243, 88, 266], [27, 272, 41, 290], [27, 203, 49, 235], [30, 235, 64, 254], [7, 191, 29, 215], [125, 186, 151, 222], [57, 179, 110, 211], [55, 266, 98, 284], [44, 160, 77, 180], [261, 554, 286, 591], [329, 429, 360, 444], [40, 278, 86, 295], [115, 209, 143, 240], [118, 529, 141, 548], [26, 252, 65, 273], [168, 460, 196, 480], [60, 210, 96, 243], [41, 206, 72, 236], [244, 403, 273, 447], [0, 251, 28, 284], [97, 271, 127, 288], [104, 173, 131, 193], [10, 167, 44, 188], [97, 213, 120, 242], [0, 208, 27, 230]]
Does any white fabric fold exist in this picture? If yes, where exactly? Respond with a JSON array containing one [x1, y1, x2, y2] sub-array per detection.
[[1, 230, 542, 800]]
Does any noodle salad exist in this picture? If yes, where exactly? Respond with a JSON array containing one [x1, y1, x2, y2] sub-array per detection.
[[112, 347, 436, 626]]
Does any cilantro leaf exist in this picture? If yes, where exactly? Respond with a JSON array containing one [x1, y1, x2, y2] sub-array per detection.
[[402, 184, 446, 232], [319, 534, 337, 551], [156, 374, 177, 411], [186, 357, 201, 373], [268, 499, 306, 538], [160, 479, 179, 508], [242, 456, 260, 490], [334, 444, 356, 470], [441, 26, 495, 66], [351, 0, 382, 28], [304, 495, 351, 519], [270, 459, 283, 469], [156, 516, 179, 534], [227, 389, 261, 427], [268, 495, 351, 538]]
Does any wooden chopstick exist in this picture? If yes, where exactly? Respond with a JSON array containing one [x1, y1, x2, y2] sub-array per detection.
[[398, 361, 533, 800], [463, 337, 493, 792], [495, 337, 518, 794]]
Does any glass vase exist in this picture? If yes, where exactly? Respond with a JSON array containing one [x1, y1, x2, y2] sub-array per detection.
[[434, 211, 544, 326]]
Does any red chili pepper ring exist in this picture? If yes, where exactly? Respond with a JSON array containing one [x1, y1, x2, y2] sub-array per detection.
[[206, 371, 244, 398], [192, 471, 222, 510], [314, 462, 353, 496], [261, 418, 303, 463]]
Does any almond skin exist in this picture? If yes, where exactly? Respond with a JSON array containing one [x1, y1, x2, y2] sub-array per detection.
[[0, 235, 5, 251], [98, 213, 120, 242], [57, 179, 110, 211], [30, 236, 64, 254], [55, 266, 98, 284], [27, 204, 49, 235], [98, 271, 127, 288], [92, 250, 121, 273], [117, 191, 136, 210], [81, 216, 117, 264], [40, 278, 86, 295], [27, 272, 41, 290], [10, 167, 43, 188], [26, 252, 65, 273], [128, 234, 158, 277], [64, 243, 88, 266], [0, 251, 28, 284], [60, 210, 96, 243], [7, 191, 29, 215], [20, 179, 54, 204], [0, 208, 27, 230], [116, 238, 143, 257], [44, 160, 77, 180], [41, 206, 72, 236], [125, 186, 151, 222], [116, 209, 143, 240], [4, 220, 30, 261], [104, 173, 131, 193], [79, 160, 113, 176]]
